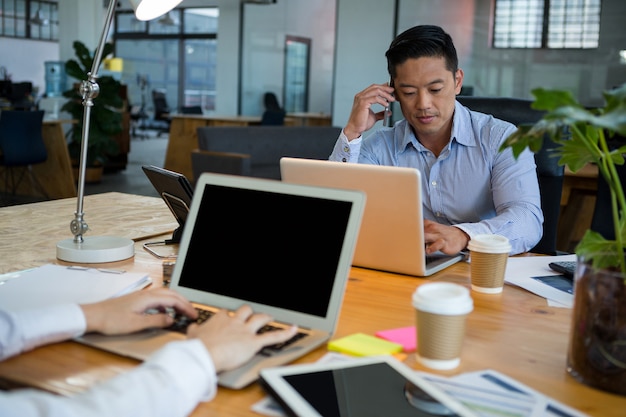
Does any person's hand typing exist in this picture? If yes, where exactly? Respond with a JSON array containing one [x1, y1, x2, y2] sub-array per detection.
[[423, 219, 470, 255], [187, 305, 298, 373], [80, 287, 198, 335]]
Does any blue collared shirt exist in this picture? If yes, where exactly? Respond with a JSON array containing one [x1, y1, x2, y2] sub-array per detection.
[[329, 101, 543, 255]]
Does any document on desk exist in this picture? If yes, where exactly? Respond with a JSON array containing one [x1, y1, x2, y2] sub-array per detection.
[[504, 254, 577, 308], [0, 264, 152, 312]]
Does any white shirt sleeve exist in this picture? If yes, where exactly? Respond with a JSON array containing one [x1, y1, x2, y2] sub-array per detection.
[[0, 339, 218, 417], [0, 304, 86, 361], [0, 306, 218, 417]]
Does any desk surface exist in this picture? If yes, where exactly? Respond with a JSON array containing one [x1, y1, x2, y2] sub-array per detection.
[[0, 193, 623, 416]]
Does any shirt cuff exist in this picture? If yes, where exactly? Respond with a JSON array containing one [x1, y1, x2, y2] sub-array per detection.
[[145, 338, 218, 403], [20, 304, 86, 351]]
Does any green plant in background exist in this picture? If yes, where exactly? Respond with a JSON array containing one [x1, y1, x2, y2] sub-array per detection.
[[501, 83, 626, 273], [61, 40, 122, 167]]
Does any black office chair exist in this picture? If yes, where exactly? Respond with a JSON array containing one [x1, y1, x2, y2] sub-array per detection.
[[457, 96, 565, 255], [152, 89, 171, 136], [191, 149, 251, 183], [0, 110, 48, 199]]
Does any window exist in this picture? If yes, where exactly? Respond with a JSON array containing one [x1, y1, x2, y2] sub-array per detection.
[[0, 0, 58, 41], [493, 0, 601, 49], [114, 7, 218, 114]]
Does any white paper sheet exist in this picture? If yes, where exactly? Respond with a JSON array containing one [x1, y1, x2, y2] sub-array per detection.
[[0, 264, 152, 311], [504, 254, 577, 307]]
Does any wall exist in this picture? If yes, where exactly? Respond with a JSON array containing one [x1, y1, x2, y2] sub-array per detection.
[[332, 0, 626, 128], [236, 0, 336, 116], [0, 39, 58, 94], [2, 0, 624, 125]]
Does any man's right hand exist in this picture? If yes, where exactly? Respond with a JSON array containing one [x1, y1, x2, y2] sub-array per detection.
[[187, 305, 298, 373], [343, 82, 395, 140]]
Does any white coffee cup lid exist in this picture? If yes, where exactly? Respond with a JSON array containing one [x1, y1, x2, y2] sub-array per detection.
[[412, 282, 473, 315], [467, 234, 511, 254]]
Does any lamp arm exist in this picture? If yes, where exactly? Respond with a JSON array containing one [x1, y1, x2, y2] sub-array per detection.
[[70, 0, 118, 243]]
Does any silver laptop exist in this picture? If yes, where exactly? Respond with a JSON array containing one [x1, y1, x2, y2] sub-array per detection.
[[78, 173, 365, 389], [280, 157, 465, 277]]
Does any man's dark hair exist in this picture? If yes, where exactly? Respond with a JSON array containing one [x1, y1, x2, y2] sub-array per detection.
[[385, 25, 458, 79]]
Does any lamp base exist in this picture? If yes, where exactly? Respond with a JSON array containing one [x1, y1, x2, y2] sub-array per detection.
[[57, 236, 135, 263]]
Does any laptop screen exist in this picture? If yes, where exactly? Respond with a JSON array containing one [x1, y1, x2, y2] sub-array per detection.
[[176, 182, 354, 318]]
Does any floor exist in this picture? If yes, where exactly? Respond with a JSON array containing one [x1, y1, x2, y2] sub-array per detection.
[[0, 130, 167, 207], [84, 131, 167, 198]]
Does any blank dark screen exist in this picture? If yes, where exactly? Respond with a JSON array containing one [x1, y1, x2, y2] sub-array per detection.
[[177, 183, 353, 317], [281, 362, 459, 416]]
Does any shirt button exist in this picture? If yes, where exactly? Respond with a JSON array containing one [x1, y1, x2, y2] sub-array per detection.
[[343, 146, 349, 152], [342, 158, 347, 162], [431, 181, 437, 187]]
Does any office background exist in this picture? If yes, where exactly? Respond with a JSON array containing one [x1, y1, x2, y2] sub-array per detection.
[[1, 0, 625, 130]]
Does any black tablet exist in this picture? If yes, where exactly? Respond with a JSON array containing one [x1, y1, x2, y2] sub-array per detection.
[[142, 165, 194, 244], [260, 356, 475, 417]]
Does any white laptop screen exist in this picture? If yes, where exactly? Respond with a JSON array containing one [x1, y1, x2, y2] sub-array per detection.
[[175, 181, 355, 318]]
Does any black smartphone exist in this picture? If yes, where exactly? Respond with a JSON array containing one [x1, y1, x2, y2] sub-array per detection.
[[384, 77, 394, 127]]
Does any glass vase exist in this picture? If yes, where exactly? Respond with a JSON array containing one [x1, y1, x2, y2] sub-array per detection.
[[567, 256, 626, 396]]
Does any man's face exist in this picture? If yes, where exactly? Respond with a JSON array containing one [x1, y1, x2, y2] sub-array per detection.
[[394, 56, 463, 142]]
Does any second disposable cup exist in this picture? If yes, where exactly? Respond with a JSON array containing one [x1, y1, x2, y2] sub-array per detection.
[[412, 282, 473, 370], [467, 234, 511, 294]]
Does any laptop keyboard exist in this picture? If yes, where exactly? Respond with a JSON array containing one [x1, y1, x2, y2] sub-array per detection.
[[167, 307, 308, 355]]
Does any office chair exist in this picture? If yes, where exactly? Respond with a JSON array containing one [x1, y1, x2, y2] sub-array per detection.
[[191, 149, 251, 183], [152, 89, 171, 136], [0, 110, 48, 198], [457, 96, 565, 255]]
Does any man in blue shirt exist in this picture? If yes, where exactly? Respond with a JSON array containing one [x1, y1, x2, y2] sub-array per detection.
[[329, 25, 542, 256]]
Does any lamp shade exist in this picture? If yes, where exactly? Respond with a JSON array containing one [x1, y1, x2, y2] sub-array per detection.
[[130, 0, 183, 21]]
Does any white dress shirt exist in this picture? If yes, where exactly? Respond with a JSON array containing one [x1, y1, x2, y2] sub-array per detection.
[[0, 305, 217, 417], [329, 101, 543, 254]]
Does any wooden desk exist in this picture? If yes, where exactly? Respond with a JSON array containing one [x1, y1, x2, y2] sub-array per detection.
[[164, 115, 263, 180], [285, 112, 332, 126], [0, 119, 77, 200], [0, 194, 624, 416], [557, 164, 599, 252]]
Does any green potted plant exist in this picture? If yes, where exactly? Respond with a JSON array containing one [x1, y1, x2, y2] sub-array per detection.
[[501, 83, 626, 395], [61, 40, 123, 181]]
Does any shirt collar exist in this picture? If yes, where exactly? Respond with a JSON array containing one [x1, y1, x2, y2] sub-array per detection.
[[395, 100, 475, 154], [451, 100, 477, 147]]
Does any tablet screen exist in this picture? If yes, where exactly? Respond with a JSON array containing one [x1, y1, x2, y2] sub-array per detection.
[[262, 359, 470, 417]]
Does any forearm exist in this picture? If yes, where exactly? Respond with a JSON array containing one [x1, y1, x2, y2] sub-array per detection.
[[455, 203, 543, 255], [0, 339, 217, 417], [0, 304, 85, 361]]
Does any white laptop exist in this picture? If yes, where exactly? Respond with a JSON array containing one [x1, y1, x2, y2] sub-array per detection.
[[78, 172, 365, 389], [280, 157, 465, 277]]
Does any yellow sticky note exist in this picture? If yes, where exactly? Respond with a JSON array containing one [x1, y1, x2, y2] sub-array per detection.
[[327, 333, 403, 357]]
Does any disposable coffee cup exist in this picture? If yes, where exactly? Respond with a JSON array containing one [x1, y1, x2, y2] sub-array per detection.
[[467, 234, 511, 294], [412, 282, 473, 370]]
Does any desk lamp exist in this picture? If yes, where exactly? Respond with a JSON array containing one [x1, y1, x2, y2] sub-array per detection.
[[56, 0, 183, 263]]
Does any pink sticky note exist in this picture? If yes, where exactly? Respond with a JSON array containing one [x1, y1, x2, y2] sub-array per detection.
[[375, 326, 417, 352]]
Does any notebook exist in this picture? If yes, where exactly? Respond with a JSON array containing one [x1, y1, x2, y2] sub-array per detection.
[[280, 157, 465, 276], [77, 172, 365, 389]]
